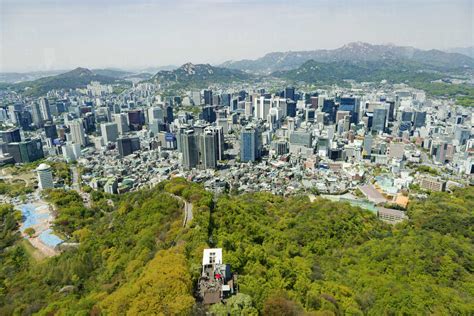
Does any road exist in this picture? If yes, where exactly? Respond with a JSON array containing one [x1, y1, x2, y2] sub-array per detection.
[[167, 193, 194, 227], [70, 166, 91, 208]]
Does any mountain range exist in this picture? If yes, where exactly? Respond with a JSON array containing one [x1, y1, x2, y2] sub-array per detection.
[[1, 43, 472, 96], [222, 42, 474, 74], [10, 68, 122, 96], [151, 62, 252, 89]]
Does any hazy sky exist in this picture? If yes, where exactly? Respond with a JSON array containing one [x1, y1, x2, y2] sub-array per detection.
[[1, 0, 473, 72]]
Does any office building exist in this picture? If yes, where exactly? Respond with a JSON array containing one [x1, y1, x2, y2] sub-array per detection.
[[204, 90, 213, 105], [372, 105, 388, 133], [148, 106, 164, 123], [284, 87, 295, 101], [101, 122, 119, 144], [1, 128, 21, 144], [31, 103, 44, 128], [181, 130, 199, 169], [44, 123, 58, 141], [339, 97, 358, 123], [128, 110, 145, 131], [36, 163, 54, 190], [117, 136, 141, 157], [240, 126, 261, 162], [413, 111, 426, 128], [322, 99, 336, 123], [7, 139, 44, 163], [202, 106, 216, 123], [289, 131, 313, 147], [113, 113, 129, 135], [286, 100, 297, 118], [199, 129, 218, 169], [69, 119, 87, 146], [165, 105, 174, 124], [420, 176, 446, 192], [39, 98, 52, 121]]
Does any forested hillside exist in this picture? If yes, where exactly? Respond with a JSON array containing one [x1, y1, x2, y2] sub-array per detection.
[[0, 179, 472, 315]]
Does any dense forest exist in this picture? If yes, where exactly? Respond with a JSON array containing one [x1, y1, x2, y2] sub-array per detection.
[[0, 178, 472, 315]]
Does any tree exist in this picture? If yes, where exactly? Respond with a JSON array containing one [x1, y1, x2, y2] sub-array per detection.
[[24, 227, 35, 237]]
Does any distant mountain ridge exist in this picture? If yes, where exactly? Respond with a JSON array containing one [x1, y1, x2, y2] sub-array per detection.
[[444, 47, 474, 59], [272, 59, 445, 85], [10, 67, 122, 96], [152, 62, 252, 88], [222, 42, 474, 74]]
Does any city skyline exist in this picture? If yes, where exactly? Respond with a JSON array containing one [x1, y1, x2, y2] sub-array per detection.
[[1, 0, 473, 72]]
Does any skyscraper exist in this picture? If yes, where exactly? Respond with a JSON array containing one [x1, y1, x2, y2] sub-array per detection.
[[413, 111, 426, 128], [240, 126, 261, 162], [286, 100, 297, 118], [148, 106, 164, 123], [39, 98, 52, 121], [202, 106, 216, 123], [181, 130, 199, 170], [372, 106, 388, 133], [31, 103, 44, 128], [117, 136, 141, 157], [7, 139, 44, 163], [44, 123, 58, 142], [204, 90, 213, 105], [113, 113, 129, 135], [199, 129, 218, 169], [339, 97, 358, 123], [322, 99, 336, 123], [101, 122, 119, 143], [69, 119, 87, 146], [284, 87, 295, 101], [164, 105, 174, 124], [1, 128, 21, 143]]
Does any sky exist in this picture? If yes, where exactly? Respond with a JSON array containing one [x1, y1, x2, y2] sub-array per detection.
[[0, 0, 473, 72]]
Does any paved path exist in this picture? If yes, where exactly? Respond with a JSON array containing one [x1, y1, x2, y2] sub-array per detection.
[[71, 166, 91, 208], [166, 193, 194, 227]]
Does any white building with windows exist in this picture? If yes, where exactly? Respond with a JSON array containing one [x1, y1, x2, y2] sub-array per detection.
[[36, 163, 54, 190]]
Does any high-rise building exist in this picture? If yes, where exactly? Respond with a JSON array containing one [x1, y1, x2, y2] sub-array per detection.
[[199, 129, 218, 169], [31, 103, 44, 128], [322, 99, 336, 123], [284, 87, 295, 101], [128, 110, 145, 131], [7, 139, 44, 163], [372, 106, 388, 133], [148, 106, 164, 123], [19, 111, 32, 130], [1, 128, 21, 143], [209, 126, 225, 160], [39, 98, 52, 121], [204, 90, 213, 105], [164, 105, 174, 124], [339, 97, 358, 123], [69, 119, 87, 146], [363, 134, 373, 156], [286, 100, 297, 118], [454, 127, 471, 146], [117, 136, 140, 157], [202, 106, 216, 123], [289, 131, 313, 147], [44, 123, 58, 141], [101, 122, 119, 143], [401, 111, 414, 122], [36, 163, 54, 190], [413, 111, 426, 128], [113, 113, 129, 135], [240, 126, 261, 162], [220, 93, 231, 107], [181, 130, 199, 169]]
